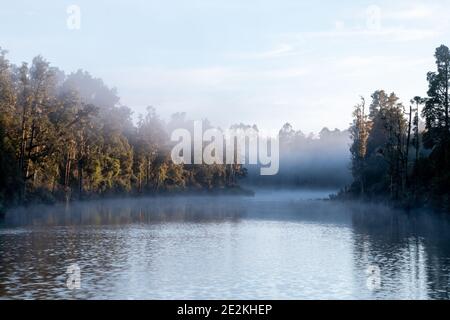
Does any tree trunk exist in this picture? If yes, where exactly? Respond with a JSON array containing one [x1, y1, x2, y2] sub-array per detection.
[[78, 157, 83, 200], [445, 63, 449, 131], [138, 170, 142, 193], [64, 148, 72, 203], [78, 136, 84, 200], [24, 120, 36, 191], [18, 105, 28, 202], [146, 156, 150, 188], [405, 105, 412, 188]]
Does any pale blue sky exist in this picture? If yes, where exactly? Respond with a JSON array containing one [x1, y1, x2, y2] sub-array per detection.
[[1, 0, 449, 134]]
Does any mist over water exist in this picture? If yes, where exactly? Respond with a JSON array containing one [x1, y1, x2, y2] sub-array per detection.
[[1, 190, 449, 300], [245, 127, 352, 188]]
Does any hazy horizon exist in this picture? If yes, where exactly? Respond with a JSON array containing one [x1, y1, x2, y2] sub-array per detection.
[[2, 0, 449, 133]]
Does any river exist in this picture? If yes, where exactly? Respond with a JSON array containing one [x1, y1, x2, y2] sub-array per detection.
[[1, 190, 449, 300]]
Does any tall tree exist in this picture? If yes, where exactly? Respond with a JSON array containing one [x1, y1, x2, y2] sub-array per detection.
[[0, 48, 19, 208], [422, 45, 450, 148], [350, 97, 370, 196], [422, 45, 450, 209]]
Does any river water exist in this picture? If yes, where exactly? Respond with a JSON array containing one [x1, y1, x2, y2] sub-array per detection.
[[1, 190, 449, 300]]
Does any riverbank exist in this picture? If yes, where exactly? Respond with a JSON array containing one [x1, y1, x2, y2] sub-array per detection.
[[330, 188, 450, 214], [0, 185, 255, 217]]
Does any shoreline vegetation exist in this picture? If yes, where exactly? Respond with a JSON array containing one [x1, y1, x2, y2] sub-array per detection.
[[338, 44, 450, 213], [0, 44, 348, 214], [0, 46, 255, 213], [1, 44, 449, 215]]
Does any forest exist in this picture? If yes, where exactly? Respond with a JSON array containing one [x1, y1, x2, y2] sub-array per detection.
[[345, 44, 450, 212], [1, 44, 449, 213], [0, 47, 250, 212]]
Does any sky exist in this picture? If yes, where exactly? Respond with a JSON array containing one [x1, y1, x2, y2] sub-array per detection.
[[1, 0, 449, 134]]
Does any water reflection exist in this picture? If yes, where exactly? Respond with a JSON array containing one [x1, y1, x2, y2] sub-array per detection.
[[0, 193, 449, 299], [351, 207, 450, 300], [2, 197, 249, 227]]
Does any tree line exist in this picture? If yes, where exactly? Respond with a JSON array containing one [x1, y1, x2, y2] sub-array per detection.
[[346, 44, 450, 211], [0, 48, 247, 211], [245, 125, 351, 188]]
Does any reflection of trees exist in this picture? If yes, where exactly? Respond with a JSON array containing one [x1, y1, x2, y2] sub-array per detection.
[[4, 197, 247, 227], [0, 197, 248, 298], [351, 205, 450, 299]]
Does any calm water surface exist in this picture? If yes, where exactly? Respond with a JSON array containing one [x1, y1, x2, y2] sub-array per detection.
[[1, 190, 450, 300]]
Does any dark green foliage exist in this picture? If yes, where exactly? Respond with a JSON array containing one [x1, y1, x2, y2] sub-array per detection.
[[0, 49, 246, 208], [347, 45, 450, 212]]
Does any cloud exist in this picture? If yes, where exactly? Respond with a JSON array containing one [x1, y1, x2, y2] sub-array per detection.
[[286, 26, 440, 42], [101, 65, 309, 93], [227, 44, 298, 60], [335, 55, 433, 80], [385, 4, 435, 20], [280, 2, 445, 43]]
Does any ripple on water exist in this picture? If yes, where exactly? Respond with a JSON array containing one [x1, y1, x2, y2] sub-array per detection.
[[1, 194, 450, 299]]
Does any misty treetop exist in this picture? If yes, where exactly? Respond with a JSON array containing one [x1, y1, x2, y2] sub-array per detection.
[[0, 48, 250, 209], [347, 44, 450, 212], [246, 124, 351, 188]]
